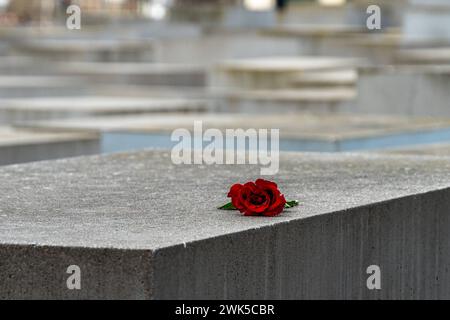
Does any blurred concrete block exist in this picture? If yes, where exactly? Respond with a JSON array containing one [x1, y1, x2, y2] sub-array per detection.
[[152, 31, 301, 64], [403, 0, 450, 41], [212, 87, 356, 113], [290, 69, 358, 87], [20, 112, 450, 153], [56, 62, 207, 87], [396, 47, 450, 64], [12, 38, 154, 62], [212, 56, 364, 89], [1, 151, 450, 298], [0, 127, 99, 166], [0, 97, 208, 124], [347, 65, 450, 117], [0, 76, 91, 98]]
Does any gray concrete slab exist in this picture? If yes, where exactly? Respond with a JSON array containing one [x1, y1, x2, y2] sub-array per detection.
[[212, 56, 363, 90], [396, 47, 450, 64], [0, 76, 92, 98], [19, 112, 450, 153], [152, 30, 300, 65], [12, 38, 154, 62], [343, 66, 450, 117], [212, 88, 356, 113], [0, 127, 99, 166], [1, 151, 450, 298], [55, 62, 206, 87], [0, 97, 208, 124]]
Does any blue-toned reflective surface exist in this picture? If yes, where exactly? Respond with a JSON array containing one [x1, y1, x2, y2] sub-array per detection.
[[101, 127, 450, 154]]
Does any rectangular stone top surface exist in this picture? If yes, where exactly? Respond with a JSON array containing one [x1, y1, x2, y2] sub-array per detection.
[[21, 112, 450, 141], [19, 38, 153, 52], [217, 87, 357, 101], [396, 48, 450, 63], [57, 62, 205, 75], [0, 127, 98, 147], [0, 97, 207, 113], [262, 24, 365, 37], [0, 150, 450, 251], [0, 76, 82, 88], [292, 69, 358, 85], [218, 56, 364, 73]]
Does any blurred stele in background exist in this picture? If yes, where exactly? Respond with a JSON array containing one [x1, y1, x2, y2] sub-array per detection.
[[1, 0, 450, 166]]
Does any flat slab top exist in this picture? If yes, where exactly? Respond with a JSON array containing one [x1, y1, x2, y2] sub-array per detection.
[[263, 24, 365, 37], [21, 113, 450, 141], [218, 56, 364, 73], [0, 76, 81, 88], [292, 69, 358, 85], [218, 87, 357, 101], [57, 62, 205, 75], [0, 150, 450, 250], [0, 97, 206, 113], [396, 48, 450, 63], [0, 127, 97, 147], [19, 38, 153, 52], [381, 143, 450, 156]]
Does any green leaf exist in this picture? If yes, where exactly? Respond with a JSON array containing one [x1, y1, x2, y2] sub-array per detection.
[[219, 200, 299, 210], [284, 200, 299, 208], [218, 202, 236, 210]]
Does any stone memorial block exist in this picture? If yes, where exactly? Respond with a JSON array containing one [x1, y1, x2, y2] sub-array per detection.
[[0, 127, 99, 166], [346, 65, 450, 117], [396, 47, 450, 65], [0, 76, 91, 98], [12, 38, 154, 62], [20, 112, 450, 153], [0, 97, 208, 124], [56, 62, 207, 87], [212, 56, 363, 90], [1, 151, 450, 298], [403, 0, 450, 41]]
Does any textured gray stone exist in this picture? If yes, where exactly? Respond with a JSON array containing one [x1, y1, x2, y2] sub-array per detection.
[[0, 127, 99, 166], [1, 150, 450, 299]]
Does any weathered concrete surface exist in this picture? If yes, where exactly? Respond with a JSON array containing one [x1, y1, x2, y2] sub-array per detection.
[[0, 97, 208, 124], [0, 127, 99, 165], [1, 151, 450, 299]]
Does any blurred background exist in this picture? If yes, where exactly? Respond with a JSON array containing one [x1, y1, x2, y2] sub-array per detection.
[[2, 0, 450, 166]]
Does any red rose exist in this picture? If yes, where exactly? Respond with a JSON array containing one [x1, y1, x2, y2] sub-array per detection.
[[227, 179, 286, 216]]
